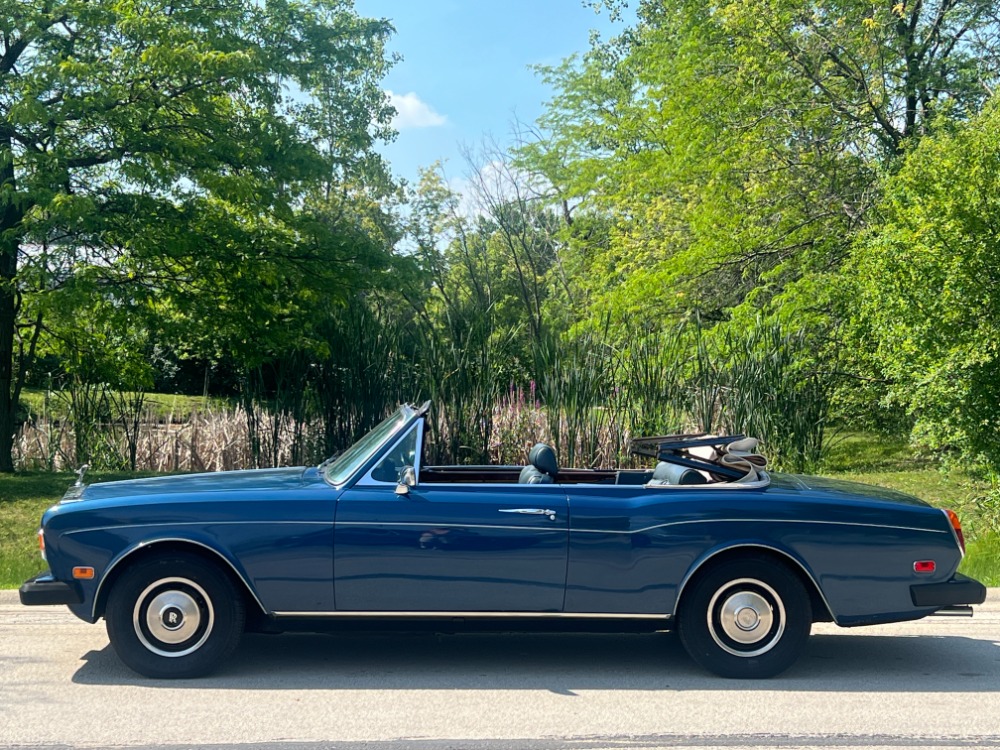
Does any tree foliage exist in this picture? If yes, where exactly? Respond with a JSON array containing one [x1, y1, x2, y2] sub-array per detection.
[[0, 0, 396, 470], [520, 0, 1000, 325], [851, 101, 1000, 469], [7, 0, 1000, 477]]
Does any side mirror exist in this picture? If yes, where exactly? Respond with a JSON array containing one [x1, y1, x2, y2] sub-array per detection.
[[395, 466, 416, 496]]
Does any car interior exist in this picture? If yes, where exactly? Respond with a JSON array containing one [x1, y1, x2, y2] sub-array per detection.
[[414, 429, 768, 487]]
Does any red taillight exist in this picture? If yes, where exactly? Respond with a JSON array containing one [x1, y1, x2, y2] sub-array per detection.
[[37, 529, 46, 562], [945, 509, 966, 554]]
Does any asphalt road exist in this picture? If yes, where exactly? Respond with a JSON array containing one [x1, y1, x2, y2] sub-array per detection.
[[1, 590, 999, 750]]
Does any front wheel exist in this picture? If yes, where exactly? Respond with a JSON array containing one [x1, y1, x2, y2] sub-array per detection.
[[105, 554, 245, 678], [677, 557, 812, 679]]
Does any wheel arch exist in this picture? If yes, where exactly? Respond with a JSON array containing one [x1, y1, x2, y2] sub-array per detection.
[[673, 543, 837, 625], [93, 538, 267, 622]]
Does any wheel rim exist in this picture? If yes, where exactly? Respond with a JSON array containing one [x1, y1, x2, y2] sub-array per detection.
[[132, 577, 214, 658], [706, 578, 785, 658]]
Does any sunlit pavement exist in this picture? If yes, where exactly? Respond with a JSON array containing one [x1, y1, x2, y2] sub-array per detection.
[[1, 590, 999, 750]]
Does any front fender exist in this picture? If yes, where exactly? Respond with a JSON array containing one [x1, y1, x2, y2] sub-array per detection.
[[89, 534, 266, 622]]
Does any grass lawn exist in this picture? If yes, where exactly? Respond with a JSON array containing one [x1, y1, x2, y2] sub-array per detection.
[[0, 471, 152, 588], [820, 433, 999, 586], [19, 389, 233, 423], [2, 434, 998, 589], [820, 433, 998, 533], [961, 535, 1000, 588]]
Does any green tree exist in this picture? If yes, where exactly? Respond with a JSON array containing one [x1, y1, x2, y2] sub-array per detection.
[[851, 100, 1000, 469], [0, 0, 395, 471], [522, 0, 1000, 325], [407, 161, 560, 371]]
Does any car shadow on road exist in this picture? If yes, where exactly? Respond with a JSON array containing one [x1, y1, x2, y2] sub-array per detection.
[[71, 630, 1000, 692]]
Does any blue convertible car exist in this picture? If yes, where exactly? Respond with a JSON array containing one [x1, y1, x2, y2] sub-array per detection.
[[21, 402, 987, 679]]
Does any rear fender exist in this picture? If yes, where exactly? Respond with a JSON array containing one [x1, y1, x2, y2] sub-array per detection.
[[673, 542, 837, 624]]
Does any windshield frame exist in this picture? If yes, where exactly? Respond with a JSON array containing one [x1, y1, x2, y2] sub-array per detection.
[[320, 404, 417, 487]]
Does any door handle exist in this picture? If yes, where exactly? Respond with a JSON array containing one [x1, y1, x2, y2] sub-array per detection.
[[500, 508, 558, 521]]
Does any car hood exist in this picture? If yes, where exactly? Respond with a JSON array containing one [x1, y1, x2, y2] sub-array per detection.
[[70, 467, 313, 503], [776, 473, 931, 507]]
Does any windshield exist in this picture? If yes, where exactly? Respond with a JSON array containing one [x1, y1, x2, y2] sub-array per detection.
[[321, 406, 413, 486]]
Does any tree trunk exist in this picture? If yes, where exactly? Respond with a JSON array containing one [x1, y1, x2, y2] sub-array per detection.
[[0, 263, 14, 470], [0, 134, 22, 472], [0, 269, 19, 472]]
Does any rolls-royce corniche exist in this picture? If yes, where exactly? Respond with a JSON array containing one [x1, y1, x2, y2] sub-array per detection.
[[20, 402, 987, 679]]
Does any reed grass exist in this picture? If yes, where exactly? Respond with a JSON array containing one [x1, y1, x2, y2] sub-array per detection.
[[14, 406, 323, 472], [12, 312, 834, 473]]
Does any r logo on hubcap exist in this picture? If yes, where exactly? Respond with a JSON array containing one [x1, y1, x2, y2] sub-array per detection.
[[161, 606, 185, 630]]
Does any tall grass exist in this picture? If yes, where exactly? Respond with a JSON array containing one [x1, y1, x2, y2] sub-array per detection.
[[12, 311, 834, 474], [619, 323, 689, 438], [313, 302, 419, 457], [15, 405, 325, 472], [418, 309, 508, 466], [533, 328, 619, 468], [716, 322, 830, 473]]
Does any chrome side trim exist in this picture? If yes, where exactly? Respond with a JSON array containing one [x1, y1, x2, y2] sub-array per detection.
[[572, 518, 948, 536], [334, 522, 562, 532], [66, 517, 943, 539], [272, 610, 671, 620], [672, 543, 839, 625], [64, 520, 332, 537], [92, 537, 267, 620]]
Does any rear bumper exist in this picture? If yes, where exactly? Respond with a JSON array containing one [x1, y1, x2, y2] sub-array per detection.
[[19, 573, 83, 606], [911, 573, 987, 608]]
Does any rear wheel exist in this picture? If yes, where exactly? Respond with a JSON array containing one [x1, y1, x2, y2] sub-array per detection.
[[105, 554, 245, 679], [677, 557, 811, 678]]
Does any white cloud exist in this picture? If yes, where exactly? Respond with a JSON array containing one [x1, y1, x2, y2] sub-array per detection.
[[386, 90, 447, 130]]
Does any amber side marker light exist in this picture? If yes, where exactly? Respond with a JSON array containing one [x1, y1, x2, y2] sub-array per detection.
[[945, 509, 966, 554], [72, 567, 95, 580]]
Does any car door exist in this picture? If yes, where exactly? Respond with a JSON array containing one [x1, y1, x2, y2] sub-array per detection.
[[333, 424, 569, 612]]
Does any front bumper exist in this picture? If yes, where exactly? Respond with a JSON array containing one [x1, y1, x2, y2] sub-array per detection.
[[19, 573, 83, 606], [911, 573, 987, 608]]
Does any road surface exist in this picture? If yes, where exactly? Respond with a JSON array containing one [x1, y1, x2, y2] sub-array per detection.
[[1, 590, 999, 750]]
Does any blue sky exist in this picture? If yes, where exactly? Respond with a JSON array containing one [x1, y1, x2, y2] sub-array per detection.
[[353, 0, 634, 187]]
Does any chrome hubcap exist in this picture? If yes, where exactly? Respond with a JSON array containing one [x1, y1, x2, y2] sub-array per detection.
[[147, 592, 200, 643], [707, 578, 785, 657], [719, 591, 772, 644], [133, 578, 214, 658]]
